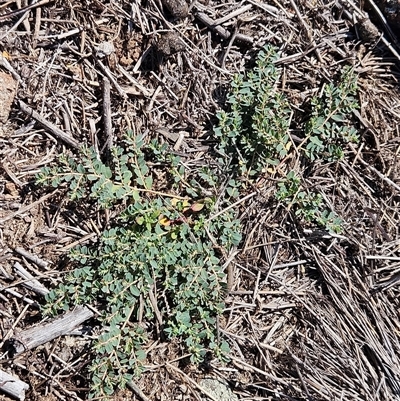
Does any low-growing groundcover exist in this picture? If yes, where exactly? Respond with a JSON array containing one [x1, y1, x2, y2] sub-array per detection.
[[37, 45, 359, 399], [215, 45, 359, 233], [37, 133, 242, 398]]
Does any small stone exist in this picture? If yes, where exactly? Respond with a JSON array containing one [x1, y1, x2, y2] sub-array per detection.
[[96, 41, 115, 58], [200, 378, 239, 401], [5, 182, 18, 198], [179, 384, 188, 393]]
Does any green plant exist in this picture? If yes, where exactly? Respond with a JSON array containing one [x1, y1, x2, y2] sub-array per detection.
[[37, 45, 360, 399], [38, 131, 241, 399], [276, 171, 343, 233], [276, 170, 301, 201], [36, 135, 184, 207], [304, 66, 359, 161], [214, 45, 291, 176], [213, 47, 359, 233]]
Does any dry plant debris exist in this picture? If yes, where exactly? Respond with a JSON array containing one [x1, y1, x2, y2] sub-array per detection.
[[0, 71, 16, 123], [1, 0, 400, 400]]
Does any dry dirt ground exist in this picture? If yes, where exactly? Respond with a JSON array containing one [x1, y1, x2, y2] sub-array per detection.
[[1, 0, 400, 400]]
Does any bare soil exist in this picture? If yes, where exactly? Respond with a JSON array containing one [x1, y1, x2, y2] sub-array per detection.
[[1, 0, 400, 400]]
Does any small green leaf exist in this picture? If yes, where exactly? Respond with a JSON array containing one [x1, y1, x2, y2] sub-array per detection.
[[130, 285, 140, 297], [144, 176, 153, 189]]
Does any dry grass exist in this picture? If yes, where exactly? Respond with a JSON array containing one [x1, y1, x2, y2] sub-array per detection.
[[1, 0, 400, 400]]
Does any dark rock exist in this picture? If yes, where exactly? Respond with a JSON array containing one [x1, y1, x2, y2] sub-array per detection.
[[157, 32, 185, 56], [358, 18, 381, 43], [161, 0, 188, 19]]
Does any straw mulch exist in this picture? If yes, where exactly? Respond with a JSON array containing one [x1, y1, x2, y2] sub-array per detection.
[[1, 0, 400, 400]]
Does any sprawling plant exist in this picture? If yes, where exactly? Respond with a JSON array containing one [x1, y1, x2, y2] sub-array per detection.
[[276, 170, 343, 233], [37, 132, 240, 398], [304, 65, 359, 161], [214, 45, 291, 176], [37, 46, 360, 398], [213, 45, 359, 232]]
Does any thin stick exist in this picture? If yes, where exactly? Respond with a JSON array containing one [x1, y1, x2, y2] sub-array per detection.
[[366, 256, 400, 261], [288, 0, 322, 62], [206, 191, 257, 222], [0, 53, 22, 82], [221, 26, 238, 69], [359, 159, 400, 193], [14, 247, 50, 270], [223, 248, 239, 291], [343, 0, 400, 60], [213, 4, 252, 26], [126, 381, 150, 401], [165, 363, 221, 401], [19, 101, 80, 149], [194, 11, 253, 44], [148, 286, 163, 326], [0, 0, 50, 21], [0, 285, 36, 305], [230, 355, 303, 390], [14, 262, 50, 297], [0, 7, 30, 40], [0, 369, 29, 400], [246, 0, 280, 17], [8, 305, 94, 356], [97, 59, 127, 99], [33, 6, 41, 43], [2, 161, 24, 187], [365, 0, 399, 46], [57, 232, 98, 252], [102, 76, 113, 152], [0, 191, 55, 224]]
